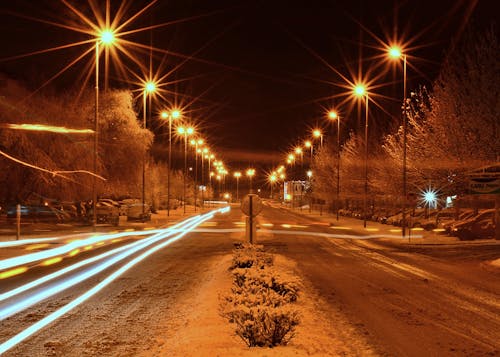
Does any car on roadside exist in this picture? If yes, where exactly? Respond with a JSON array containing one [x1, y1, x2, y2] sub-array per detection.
[[6, 205, 66, 223], [441, 209, 476, 234], [87, 201, 119, 226], [450, 209, 495, 240], [126, 203, 151, 222]]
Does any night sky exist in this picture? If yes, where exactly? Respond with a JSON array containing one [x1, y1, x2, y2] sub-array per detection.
[[1, 0, 496, 170]]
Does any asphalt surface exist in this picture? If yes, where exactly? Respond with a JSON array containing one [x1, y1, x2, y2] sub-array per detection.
[[1, 204, 499, 356]]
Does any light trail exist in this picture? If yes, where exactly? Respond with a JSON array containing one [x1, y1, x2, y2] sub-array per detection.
[[0, 206, 229, 354], [0, 213, 208, 319], [0, 228, 169, 270], [2, 123, 94, 134], [257, 229, 423, 240]]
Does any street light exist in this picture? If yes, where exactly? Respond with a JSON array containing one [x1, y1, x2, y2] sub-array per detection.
[[246, 168, 256, 193], [328, 110, 341, 221], [178, 126, 194, 214], [234, 171, 242, 201], [190, 138, 204, 212], [354, 84, 369, 228], [93, 28, 116, 229], [269, 173, 277, 199], [141, 80, 156, 217], [313, 129, 323, 147], [160, 109, 181, 217], [388, 45, 408, 238], [304, 140, 313, 161], [295, 147, 304, 167]]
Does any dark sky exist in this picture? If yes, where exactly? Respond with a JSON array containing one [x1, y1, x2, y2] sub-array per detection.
[[0, 0, 496, 170]]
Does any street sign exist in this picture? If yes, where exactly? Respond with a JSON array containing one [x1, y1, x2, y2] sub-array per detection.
[[241, 194, 263, 217], [469, 177, 500, 195]]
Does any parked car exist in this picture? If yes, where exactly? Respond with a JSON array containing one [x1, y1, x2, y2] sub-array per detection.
[[87, 201, 119, 225], [441, 209, 475, 234], [451, 209, 495, 240], [6, 205, 66, 223], [127, 203, 151, 222]]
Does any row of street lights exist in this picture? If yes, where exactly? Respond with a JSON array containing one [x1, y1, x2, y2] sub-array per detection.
[[275, 44, 407, 230]]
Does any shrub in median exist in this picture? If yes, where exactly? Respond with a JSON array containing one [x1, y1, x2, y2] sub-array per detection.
[[221, 244, 300, 347]]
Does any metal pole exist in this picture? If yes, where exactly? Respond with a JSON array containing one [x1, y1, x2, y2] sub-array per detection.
[[93, 41, 99, 231], [183, 133, 187, 214], [201, 154, 204, 209], [194, 144, 198, 212], [167, 117, 172, 216], [336, 117, 340, 221], [142, 91, 146, 217], [363, 95, 369, 228], [236, 177, 239, 201], [402, 54, 408, 240], [16, 204, 21, 240]]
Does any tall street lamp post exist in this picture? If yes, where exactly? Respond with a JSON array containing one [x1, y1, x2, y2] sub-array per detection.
[[313, 129, 323, 147], [190, 138, 204, 212], [234, 171, 242, 201], [142, 81, 156, 217], [93, 29, 115, 230], [354, 85, 369, 228], [269, 173, 277, 199], [161, 110, 180, 217], [304, 140, 313, 162], [246, 168, 255, 193], [328, 110, 341, 221], [178, 126, 194, 214], [389, 46, 408, 239]]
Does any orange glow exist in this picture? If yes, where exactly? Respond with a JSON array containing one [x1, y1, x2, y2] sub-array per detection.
[[234, 171, 241, 178], [160, 111, 169, 119], [313, 129, 322, 138], [328, 111, 338, 120], [304, 140, 312, 148], [0, 266, 29, 279], [295, 147, 303, 154], [171, 110, 181, 119]]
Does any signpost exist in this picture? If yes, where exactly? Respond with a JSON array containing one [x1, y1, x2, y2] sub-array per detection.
[[241, 194, 262, 244], [467, 165, 500, 240]]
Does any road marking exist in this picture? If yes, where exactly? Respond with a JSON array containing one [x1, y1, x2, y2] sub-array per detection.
[[329, 226, 352, 230], [0, 267, 28, 280], [233, 221, 245, 226], [281, 224, 292, 228], [199, 221, 218, 227], [364, 228, 380, 232], [261, 223, 274, 227], [258, 229, 423, 240]]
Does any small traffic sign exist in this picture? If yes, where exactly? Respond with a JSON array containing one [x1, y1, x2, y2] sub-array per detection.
[[241, 194, 263, 217]]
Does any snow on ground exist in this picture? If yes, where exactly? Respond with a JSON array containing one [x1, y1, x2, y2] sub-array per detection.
[[149, 254, 375, 356]]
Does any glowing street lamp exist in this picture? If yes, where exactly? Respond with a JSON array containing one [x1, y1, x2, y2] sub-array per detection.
[[178, 126, 194, 214], [246, 168, 256, 193], [190, 138, 204, 211], [388, 45, 409, 238], [328, 110, 341, 221], [313, 129, 323, 147], [304, 140, 313, 161], [92, 28, 116, 229], [353, 84, 370, 228], [160, 109, 181, 217], [234, 171, 242, 201], [269, 174, 277, 199], [140, 80, 157, 217]]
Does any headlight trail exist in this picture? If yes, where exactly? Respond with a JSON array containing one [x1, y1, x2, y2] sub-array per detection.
[[0, 207, 229, 354], [257, 229, 423, 239], [0, 213, 209, 319], [0, 227, 174, 271]]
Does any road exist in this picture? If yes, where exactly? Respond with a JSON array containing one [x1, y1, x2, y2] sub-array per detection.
[[0, 204, 499, 356]]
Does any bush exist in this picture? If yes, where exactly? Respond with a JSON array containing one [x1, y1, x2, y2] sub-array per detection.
[[221, 244, 300, 347], [224, 306, 299, 347], [230, 243, 273, 270]]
